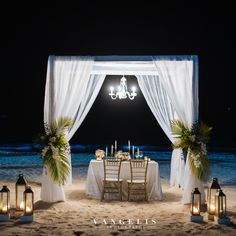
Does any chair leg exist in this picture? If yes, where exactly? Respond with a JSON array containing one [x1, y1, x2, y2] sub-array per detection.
[[128, 184, 130, 201], [145, 185, 148, 201], [101, 182, 105, 201], [119, 182, 122, 201]]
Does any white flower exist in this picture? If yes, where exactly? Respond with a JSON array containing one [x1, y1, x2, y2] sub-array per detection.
[[95, 149, 105, 159], [41, 146, 49, 157], [51, 146, 59, 160], [192, 154, 200, 161], [189, 135, 196, 142], [194, 160, 201, 168], [201, 142, 207, 155], [49, 137, 56, 143], [174, 139, 181, 146]]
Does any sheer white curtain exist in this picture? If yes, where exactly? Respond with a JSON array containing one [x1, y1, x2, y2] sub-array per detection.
[[153, 58, 203, 204], [42, 56, 105, 202], [137, 75, 185, 188]]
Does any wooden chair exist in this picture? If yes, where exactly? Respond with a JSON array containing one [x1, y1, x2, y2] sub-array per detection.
[[101, 158, 123, 201], [127, 160, 149, 201]]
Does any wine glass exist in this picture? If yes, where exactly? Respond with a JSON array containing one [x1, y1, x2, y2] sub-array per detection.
[[135, 152, 139, 159], [139, 151, 143, 159]]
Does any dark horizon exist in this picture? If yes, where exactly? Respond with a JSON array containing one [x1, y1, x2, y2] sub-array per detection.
[[1, 3, 235, 148]]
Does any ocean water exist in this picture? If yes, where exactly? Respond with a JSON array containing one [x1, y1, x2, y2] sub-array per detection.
[[0, 145, 236, 186]]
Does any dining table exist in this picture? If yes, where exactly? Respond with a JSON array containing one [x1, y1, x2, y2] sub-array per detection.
[[85, 159, 163, 201]]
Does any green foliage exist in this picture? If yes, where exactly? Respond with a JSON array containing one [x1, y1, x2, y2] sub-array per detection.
[[37, 117, 74, 186], [171, 119, 213, 182]]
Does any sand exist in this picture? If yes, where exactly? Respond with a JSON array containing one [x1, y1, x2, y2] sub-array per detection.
[[0, 180, 236, 236]]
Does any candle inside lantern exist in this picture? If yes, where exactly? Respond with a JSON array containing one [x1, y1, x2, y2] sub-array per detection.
[[210, 204, 215, 212], [193, 206, 198, 213], [2, 205, 8, 213], [26, 206, 32, 213], [20, 201, 24, 210]]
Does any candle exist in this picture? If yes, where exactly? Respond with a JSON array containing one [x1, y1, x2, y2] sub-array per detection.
[[105, 147, 108, 157], [111, 145, 113, 157], [2, 205, 8, 213], [26, 206, 32, 213], [20, 201, 24, 210], [210, 204, 215, 212], [132, 146, 134, 159], [128, 140, 130, 152], [193, 206, 198, 213]]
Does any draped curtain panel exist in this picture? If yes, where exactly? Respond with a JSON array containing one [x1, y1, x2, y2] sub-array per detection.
[[152, 57, 202, 204], [42, 56, 105, 202], [137, 75, 176, 143], [137, 74, 185, 189]]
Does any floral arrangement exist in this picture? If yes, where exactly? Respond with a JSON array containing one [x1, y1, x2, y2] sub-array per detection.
[[36, 117, 73, 185], [116, 151, 131, 161], [95, 149, 105, 160], [171, 120, 213, 182]]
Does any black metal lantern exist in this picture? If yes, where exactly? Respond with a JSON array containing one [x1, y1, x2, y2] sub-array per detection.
[[0, 186, 10, 215], [191, 188, 201, 215], [207, 178, 221, 216], [16, 174, 27, 211], [215, 189, 226, 218], [24, 186, 34, 216]]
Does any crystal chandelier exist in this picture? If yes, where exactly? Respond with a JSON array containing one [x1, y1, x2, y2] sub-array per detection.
[[109, 76, 137, 100]]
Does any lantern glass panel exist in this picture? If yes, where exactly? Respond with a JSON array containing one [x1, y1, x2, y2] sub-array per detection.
[[24, 187, 34, 216], [16, 174, 27, 211], [16, 185, 26, 210], [207, 178, 221, 215], [0, 186, 10, 214], [215, 190, 226, 218], [25, 193, 33, 215], [209, 189, 218, 213], [191, 188, 201, 215]]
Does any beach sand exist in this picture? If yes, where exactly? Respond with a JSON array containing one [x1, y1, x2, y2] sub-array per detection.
[[0, 180, 236, 236]]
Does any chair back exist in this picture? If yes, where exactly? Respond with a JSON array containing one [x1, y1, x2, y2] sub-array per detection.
[[103, 158, 122, 181], [129, 160, 148, 182]]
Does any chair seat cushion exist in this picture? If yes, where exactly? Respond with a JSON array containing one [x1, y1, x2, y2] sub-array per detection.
[[127, 179, 146, 184], [104, 178, 123, 182]]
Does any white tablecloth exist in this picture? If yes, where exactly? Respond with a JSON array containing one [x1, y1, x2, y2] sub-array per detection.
[[86, 160, 163, 200]]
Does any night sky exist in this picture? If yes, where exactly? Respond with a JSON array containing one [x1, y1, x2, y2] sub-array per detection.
[[1, 3, 236, 148]]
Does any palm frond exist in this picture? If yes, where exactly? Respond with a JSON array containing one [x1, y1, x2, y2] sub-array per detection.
[[51, 117, 73, 135], [189, 151, 211, 182], [171, 119, 188, 136], [44, 153, 70, 185], [171, 119, 212, 182], [197, 121, 213, 143], [38, 116, 74, 185]]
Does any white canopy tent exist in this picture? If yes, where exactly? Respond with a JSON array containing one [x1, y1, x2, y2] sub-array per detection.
[[41, 55, 204, 204]]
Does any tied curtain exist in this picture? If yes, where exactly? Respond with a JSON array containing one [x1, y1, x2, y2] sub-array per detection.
[[152, 58, 204, 203], [137, 58, 203, 204], [42, 56, 105, 202]]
